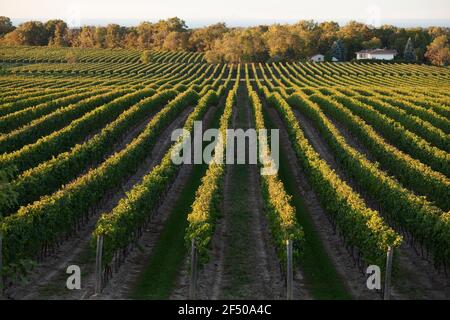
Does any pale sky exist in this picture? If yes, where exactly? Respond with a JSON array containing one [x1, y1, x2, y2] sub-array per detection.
[[1, 0, 449, 27]]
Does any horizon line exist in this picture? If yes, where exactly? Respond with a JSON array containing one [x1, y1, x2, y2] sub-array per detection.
[[7, 17, 450, 28]]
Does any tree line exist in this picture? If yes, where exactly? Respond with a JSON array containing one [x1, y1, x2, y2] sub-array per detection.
[[0, 16, 449, 65]]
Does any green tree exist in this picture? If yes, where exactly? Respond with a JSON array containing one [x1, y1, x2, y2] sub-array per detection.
[[46, 20, 68, 47], [152, 17, 187, 49], [231, 27, 267, 62], [0, 16, 14, 37], [136, 22, 154, 49], [77, 26, 96, 48], [264, 24, 303, 61], [45, 20, 67, 43], [317, 21, 339, 54], [105, 24, 124, 48], [162, 31, 189, 51], [362, 37, 382, 49], [3, 21, 47, 45], [292, 20, 320, 58], [428, 27, 449, 39], [94, 26, 107, 48], [188, 23, 228, 52], [373, 25, 396, 47], [123, 28, 138, 48], [205, 30, 243, 63], [338, 21, 372, 59]]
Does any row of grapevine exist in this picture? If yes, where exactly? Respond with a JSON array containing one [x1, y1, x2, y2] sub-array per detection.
[[91, 70, 232, 276], [0, 88, 199, 268], [0, 87, 92, 118], [0, 88, 118, 134], [331, 95, 449, 177], [291, 92, 449, 270], [296, 92, 450, 211], [0, 46, 141, 63], [0, 88, 158, 176], [3, 64, 225, 215], [0, 86, 80, 105], [245, 66, 304, 265], [0, 63, 210, 175], [256, 82, 402, 269], [349, 94, 449, 152], [1, 89, 179, 216], [368, 95, 450, 134], [0, 64, 213, 152], [94, 86, 223, 271], [0, 89, 132, 153], [273, 62, 450, 88], [185, 71, 239, 262], [372, 88, 450, 118]]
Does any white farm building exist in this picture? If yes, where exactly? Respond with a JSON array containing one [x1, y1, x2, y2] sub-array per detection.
[[309, 54, 325, 62], [355, 49, 398, 61], [309, 54, 338, 62]]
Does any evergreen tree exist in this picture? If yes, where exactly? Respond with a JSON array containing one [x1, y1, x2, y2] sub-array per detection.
[[330, 39, 346, 61], [404, 37, 416, 62]]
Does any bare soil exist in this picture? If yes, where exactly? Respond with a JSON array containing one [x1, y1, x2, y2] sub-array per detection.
[[102, 102, 221, 300], [191, 84, 288, 300], [6, 105, 194, 300], [266, 105, 379, 300], [323, 113, 449, 300]]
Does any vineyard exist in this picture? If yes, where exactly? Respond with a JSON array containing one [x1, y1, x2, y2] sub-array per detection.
[[0, 46, 449, 300]]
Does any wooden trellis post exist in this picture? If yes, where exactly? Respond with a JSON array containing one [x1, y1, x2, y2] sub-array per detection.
[[189, 239, 198, 300], [384, 246, 394, 300], [94, 235, 104, 295], [0, 232, 3, 297], [286, 239, 293, 300]]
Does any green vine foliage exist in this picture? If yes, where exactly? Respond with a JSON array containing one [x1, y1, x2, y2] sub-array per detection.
[[257, 82, 402, 269], [0, 89, 199, 267], [94, 73, 233, 266], [246, 68, 304, 267]]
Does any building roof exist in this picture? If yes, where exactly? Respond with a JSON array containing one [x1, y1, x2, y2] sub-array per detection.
[[355, 49, 398, 55]]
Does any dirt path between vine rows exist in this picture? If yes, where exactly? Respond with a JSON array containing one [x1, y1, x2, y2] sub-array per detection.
[[76, 91, 160, 154], [9, 90, 166, 214], [292, 105, 448, 299], [6, 105, 194, 300], [191, 84, 286, 300], [168, 95, 226, 300], [100, 101, 221, 300], [265, 104, 378, 300], [322, 112, 449, 300], [171, 96, 240, 301]]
